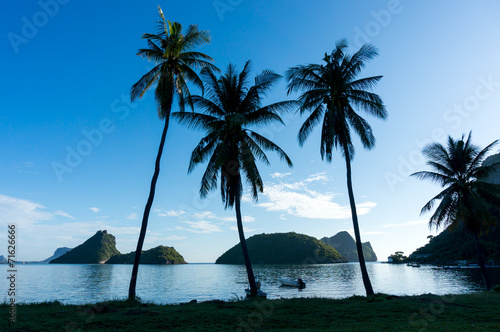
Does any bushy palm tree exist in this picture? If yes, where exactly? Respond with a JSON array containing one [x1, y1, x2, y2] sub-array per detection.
[[286, 39, 387, 297], [174, 61, 294, 296], [412, 133, 500, 289], [128, 6, 218, 300]]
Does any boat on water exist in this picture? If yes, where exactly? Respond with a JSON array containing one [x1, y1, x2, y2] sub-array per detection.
[[244, 280, 267, 298], [406, 262, 421, 267], [279, 278, 306, 288], [244, 289, 267, 298]]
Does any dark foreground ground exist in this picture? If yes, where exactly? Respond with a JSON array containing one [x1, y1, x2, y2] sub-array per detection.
[[2, 292, 500, 331]]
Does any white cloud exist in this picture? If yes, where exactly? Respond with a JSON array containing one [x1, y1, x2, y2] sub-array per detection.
[[156, 209, 186, 217], [258, 183, 376, 219], [304, 172, 328, 183], [54, 210, 75, 219], [192, 211, 216, 219], [0, 194, 53, 226], [182, 220, 222, 234], [382, 220, 428, 228], [221, 215, 255, 223], [241, 194, 253, 203], [89, 207, 100, 213], [270, 172, 291, 179], [126, 213, 139, 220]]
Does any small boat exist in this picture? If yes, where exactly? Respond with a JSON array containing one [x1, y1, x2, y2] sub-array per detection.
[[245, 289, 267, 298], [245, 280, 266, 298], [279, 278, 306, 288]]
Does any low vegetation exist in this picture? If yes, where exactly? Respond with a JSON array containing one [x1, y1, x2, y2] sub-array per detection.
[[3, 292, 499, 331], [106, 246, 186, 264]]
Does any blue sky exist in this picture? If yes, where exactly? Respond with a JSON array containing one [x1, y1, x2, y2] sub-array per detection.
[[2, 0, 500, 263]]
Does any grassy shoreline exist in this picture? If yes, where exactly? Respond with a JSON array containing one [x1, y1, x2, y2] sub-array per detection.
[[2, 292, 500, 331]]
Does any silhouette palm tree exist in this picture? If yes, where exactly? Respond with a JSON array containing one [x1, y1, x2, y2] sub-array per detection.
[[412, 133, 500, 290], [286, 39, 387, 297], [128, 6, 218, 300], [174, 61, 294, 296]]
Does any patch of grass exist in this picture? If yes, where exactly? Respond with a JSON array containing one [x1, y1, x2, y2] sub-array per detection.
[[2, 293, 499, 331]]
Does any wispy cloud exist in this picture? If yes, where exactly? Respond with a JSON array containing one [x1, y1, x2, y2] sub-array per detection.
[[304, 172, 328, 183], [382, 220, 428, 228], [181, 220, 222, 234], [192, 211, 216, 219], [270, 172, 291, 179], [0, 194, 52, 225], [221, 215, 255, 223], [89, 207, 100, 213], [258, 181, 376, 220], [19, 161, 39, 174], [155, 208, 186, 217], [126, 212, 139, 220], [54, 210, 75, 219]]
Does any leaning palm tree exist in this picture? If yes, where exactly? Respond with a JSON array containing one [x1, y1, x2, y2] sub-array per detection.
[[286, 39, 387, 297], [411, 133, 500, 290], [174, 61, 294, 296], [128, 6, 218, 300]]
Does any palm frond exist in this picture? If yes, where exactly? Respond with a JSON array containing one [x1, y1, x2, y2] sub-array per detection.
[[248, 131, 293, 167], [298, 104, 325, 146], [411, 170, 451, 186], [130, 65, 162, 102], [172, 111, 219, 130], [346, 107, 375, 149]]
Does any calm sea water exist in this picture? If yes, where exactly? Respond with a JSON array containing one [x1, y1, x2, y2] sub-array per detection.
[[2, 263, 498, 304]]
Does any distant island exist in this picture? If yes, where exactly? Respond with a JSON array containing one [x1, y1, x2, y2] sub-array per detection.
[[106, 246, 186, 264], [42, 247, 72, 263], [50, 230, 120, 264], [49, 230, 186, 264], [321, 231, 378, 262], [216, 232, 347, 264]]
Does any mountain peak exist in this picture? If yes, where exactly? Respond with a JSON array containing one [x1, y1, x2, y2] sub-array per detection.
[[50, 230, 120, 264], [321, 231, 377, 262]]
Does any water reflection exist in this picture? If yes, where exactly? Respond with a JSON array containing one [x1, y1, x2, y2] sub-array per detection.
[[1, 263, 498, 304]]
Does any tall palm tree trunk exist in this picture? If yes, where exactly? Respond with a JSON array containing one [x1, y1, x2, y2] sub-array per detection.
[[129, 117, 170, 300], [235, 182, 258, 296], [473, 233, 491, 290], [343, 143, 375, 297]]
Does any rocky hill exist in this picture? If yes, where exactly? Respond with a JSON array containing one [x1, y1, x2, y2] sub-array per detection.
[[106, 245, 186, 264], [410, 224, 500, 262], [216, 232, 347, 264], [43, 247, 72, 263], [321, 231, 378, 262], [50, 230, 120, 264]]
